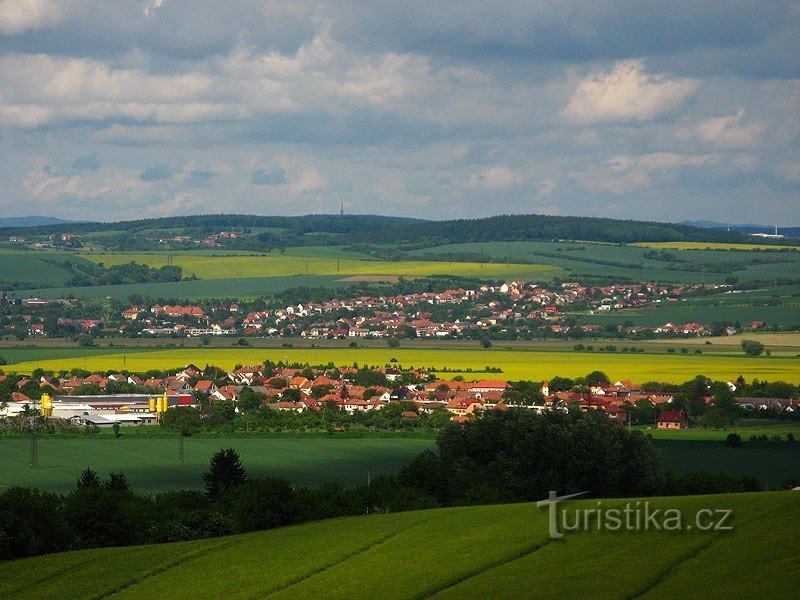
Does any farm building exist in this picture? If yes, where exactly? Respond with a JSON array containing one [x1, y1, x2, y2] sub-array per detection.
[[657, 410, 688, 429]]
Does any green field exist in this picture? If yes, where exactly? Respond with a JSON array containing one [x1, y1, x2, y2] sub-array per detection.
[[0, 437, 434, 494], [1, 492, 796, 598], [634, 241, 800, 251], [406, 240, 800, 283], [7, 347, 800, 383], [0, 250, 97, 287], [17, 274, 351, 300], [2, 433, 796, 494]]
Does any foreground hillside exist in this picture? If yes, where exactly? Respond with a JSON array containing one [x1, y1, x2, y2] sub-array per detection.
[[2, 492, 796, 599]]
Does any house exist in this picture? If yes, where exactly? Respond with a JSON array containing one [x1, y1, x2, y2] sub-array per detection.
[[468, 380, 511, 393], [657, 410, 688, 429]]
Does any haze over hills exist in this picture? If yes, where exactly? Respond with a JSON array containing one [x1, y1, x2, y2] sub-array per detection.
[[0, 216, 84, 228]]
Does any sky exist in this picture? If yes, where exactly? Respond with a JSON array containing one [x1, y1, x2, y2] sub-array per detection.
[[0, 1, 798, 224]]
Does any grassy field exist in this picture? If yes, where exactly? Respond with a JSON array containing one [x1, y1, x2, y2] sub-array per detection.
[[1, 492, 796, 598], [16, 274, 352, 300], [2, 426, 797, 494], [81, 252, 563, 280], [634, 241, 800, 251], [407, 240, 800, 283], [7, 347, 800, 383], [0, 250, 97, 286], [0, 437, 434, 494]]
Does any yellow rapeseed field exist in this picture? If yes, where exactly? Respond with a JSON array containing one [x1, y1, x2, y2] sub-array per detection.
[[10, 348, 800, 383], [83, 253, 562, 280]]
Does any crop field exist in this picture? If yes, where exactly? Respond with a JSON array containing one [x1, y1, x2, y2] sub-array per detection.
[[81, 252, 563, 281], [406, 240, 800, 283], [634, 241, 800, 251], [6, 346, 800, 383], [0, 437, 434, 494], [1, 434, 795, 494], [1, 492, 796, 599], [17, 274, 350, 300], [578, 303, 800, 327], [0, 250, 96, 286]]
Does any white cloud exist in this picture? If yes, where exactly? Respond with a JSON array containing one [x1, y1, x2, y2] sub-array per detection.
[[0, 0, 65, 35], [143, 0, 164, 17], [679, 109, 765, 149], [467, 166, 522, 190], [562, 59, 697, 124], [22, 165, 152, 202], [577, 152, 718, 195]]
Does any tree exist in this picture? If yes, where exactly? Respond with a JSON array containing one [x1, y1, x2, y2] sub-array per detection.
[[585, 370, 610, 387], [740, 339, 765, 356], [436, 409, 665, 502], [386, 337, 401, 348], [231, 478, 296, 533], [77, 468, 101, 488], [203, 448, 247, 499]]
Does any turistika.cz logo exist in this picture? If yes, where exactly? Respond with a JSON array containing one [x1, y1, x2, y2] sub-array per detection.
[[537, 491, 733, 540]]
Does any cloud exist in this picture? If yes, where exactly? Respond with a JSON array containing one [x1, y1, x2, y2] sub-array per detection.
[[679, 109, 765, 149], [71, 152, 99, 172], [562, 59, 697, 124], [143, 0, 165, 17], [576, 152, 719, 195], [184, 169, 216, 187], [139, 163, 174, 181], [0, 0, 65, 35], [251, 168, 287, 186], [467, 166, 522, 190], [22, 165, 151, 202]]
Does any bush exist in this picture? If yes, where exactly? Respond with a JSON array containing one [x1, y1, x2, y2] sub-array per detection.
[[724, 433, 742, 448], [741, 339, 765, 356]]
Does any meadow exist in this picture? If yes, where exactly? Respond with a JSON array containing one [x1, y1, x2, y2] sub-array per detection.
[[0, 437, 434, 494], [406, 240, 800, 283], [2, 434, 796, 494], [634, 241, 800, 251], [17, 274, 350, 300], [0, 249, 96, 287], [7, 347, 800, 383], [1, 492, 796, 598]]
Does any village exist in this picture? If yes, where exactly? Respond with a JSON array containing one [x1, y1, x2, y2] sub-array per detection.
[[2, 361, 795, 431], [6, 280, 767, 341]]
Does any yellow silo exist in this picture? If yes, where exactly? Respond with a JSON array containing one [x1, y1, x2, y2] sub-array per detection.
[[41, 393, 53, 417], [149, 397, 157, 412]]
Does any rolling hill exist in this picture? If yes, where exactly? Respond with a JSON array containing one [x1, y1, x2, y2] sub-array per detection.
[[0, 492, 795, 598]]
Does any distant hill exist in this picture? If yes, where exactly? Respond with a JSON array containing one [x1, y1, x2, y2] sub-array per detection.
[[0, 216, 84, 228], [2, 212, 795, 247], [682, 220, 800, 239]]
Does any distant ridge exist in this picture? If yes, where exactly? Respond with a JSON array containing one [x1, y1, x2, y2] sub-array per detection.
[[1, 212, 795, 246], [0, 216, 85, 228], [681, 220, 800, 239]]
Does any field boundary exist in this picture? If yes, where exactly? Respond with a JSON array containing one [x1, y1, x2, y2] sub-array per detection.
[[627, 500, 794, 598], [417, 536, 554, 599], [262, 509, 468, 597], [92, 538, 238, 599]]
